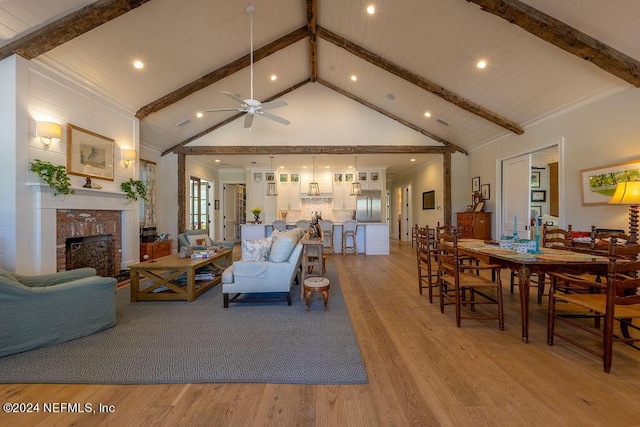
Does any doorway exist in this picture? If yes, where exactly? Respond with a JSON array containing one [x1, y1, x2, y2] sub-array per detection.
[[498, 140, 562, 238], [223, 184, 245, 243]]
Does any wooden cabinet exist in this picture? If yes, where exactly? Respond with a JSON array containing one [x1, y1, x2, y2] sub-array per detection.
[[277, 171, 301, 210], [456, 212, 492, 240], [140, 240, 172, 261]]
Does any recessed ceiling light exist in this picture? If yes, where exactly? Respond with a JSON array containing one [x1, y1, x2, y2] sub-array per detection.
[[325, 166, 330, 169], [351, 75, 357, 82], [410, 159, 416, 162], [133, 60, 144, 69], [196, 112, 203, 118], [477, 60, 487, 69], [366, 5, 375, 15], [270, 74, 277, 81], [215, 159, 220, 163], [424, 112, 432, 118]]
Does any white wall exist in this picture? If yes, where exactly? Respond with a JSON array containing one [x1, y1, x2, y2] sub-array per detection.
[[469, 87, 640, 236], [1, 55, 140, 274]]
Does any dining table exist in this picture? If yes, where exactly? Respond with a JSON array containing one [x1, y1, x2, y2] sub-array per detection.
[[449, 239, 610, 343]]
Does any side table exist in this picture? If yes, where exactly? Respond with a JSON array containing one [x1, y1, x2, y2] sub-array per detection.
[[303, 276, 330, 312]]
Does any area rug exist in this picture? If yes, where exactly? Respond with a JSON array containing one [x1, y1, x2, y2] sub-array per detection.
[[0, 261, 368, 385]]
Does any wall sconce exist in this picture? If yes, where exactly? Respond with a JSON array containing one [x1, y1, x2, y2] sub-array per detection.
[[122, 149, 136, 169], [36, 121, 62, 149]]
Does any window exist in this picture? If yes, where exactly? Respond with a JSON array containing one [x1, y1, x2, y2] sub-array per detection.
[[189, 176, 210, 230]]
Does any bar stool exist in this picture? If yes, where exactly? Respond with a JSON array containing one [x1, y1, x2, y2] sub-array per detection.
[[296, 220, 309, 229], [319, 220, 334, 253], [272, 220, 286, 232], [342, 219, 358, 255]]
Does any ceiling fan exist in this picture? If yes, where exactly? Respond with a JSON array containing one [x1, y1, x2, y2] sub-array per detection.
[[205, 4, 290, 129]]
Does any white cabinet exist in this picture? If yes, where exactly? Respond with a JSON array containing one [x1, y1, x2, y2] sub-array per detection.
[[247, 170, 276, 223], [277, 171, 301, 210], [357, 170, 382, 190], [332, 171, 356, 210]]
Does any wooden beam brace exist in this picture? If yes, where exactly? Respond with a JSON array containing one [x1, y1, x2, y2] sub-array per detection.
[[162, 80, 311, 156], [0, 0, 153, 61], [136, 26, 308, 120], [466, 0, 640, 87], [317, 26, 524, 135], [318, 78, 468, 155], [174, 145, 453, 156], [443, 152, 452, 226], [307, 0, 318, 82]]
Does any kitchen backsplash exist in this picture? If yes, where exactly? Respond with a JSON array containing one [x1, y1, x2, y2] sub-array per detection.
[[279, 198, 354, 223]]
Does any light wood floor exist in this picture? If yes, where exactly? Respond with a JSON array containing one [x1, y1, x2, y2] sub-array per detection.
[[2, 240, 640, 426]]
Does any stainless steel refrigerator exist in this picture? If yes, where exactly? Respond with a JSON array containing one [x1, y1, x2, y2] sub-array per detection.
[[356, 190, 382, 223]]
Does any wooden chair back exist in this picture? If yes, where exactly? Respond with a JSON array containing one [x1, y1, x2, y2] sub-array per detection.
[[542, 224, 573, 248], [608, 237, 640, 305]]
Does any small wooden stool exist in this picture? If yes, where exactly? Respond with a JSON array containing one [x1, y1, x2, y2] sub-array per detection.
[[303, 276, 330, 312]]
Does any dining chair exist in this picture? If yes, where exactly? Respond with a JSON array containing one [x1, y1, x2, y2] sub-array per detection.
[[547, 236, 640, 373], [417, 226, 439, 302], [272, 220, 286, 232], [510, 224, 574, 304], [411, 224, 419, 248], [436, 227, 505, 330]]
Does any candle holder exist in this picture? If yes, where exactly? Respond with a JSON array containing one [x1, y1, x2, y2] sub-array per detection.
[[532, 233, 542, 254]]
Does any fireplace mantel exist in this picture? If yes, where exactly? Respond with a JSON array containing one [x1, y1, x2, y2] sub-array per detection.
[[28, 183, 138, 274]]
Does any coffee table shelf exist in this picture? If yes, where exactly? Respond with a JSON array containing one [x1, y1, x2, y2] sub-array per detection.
[[129, 250, 232, 302]]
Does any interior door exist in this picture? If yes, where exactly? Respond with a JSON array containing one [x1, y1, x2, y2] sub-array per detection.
[[223, 185, 238, 242], [502, 154, 531, 238]]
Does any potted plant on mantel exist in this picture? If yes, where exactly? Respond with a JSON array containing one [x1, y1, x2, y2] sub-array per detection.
[[121, 178, 147, 204], [29, 159, 74, 196]]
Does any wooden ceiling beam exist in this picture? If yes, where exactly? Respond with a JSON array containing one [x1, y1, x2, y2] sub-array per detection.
[[307, 0, 318, 82], [174, 145, 453, 156], [317, 78, 467, 155], [162, 80, 311, 156], [0, 0, 153, 61], [317, 26, 524, 135], [467, 0, 640, 87], [136, 26, 308, 120]]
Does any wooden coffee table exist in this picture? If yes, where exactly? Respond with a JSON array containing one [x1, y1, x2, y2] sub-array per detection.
[[129, 250, 232, 302]]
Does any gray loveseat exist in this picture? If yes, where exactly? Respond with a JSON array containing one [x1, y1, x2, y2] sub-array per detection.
[[0, 267, 117, 357], [222, 228, 305, 307]]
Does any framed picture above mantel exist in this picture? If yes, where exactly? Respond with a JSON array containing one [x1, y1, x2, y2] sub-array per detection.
[[67, 124, 114, 181]]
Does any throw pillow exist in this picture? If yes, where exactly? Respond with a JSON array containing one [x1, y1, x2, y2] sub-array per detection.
[[269, 234, 295, 262], [241, 237, 273, 262], [187, 234, 212, 247]]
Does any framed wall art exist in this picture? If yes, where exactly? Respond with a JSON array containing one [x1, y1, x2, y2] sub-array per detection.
[[580, 159, 640, 205], [481, 183, 490, 200], [531, 190, 546, 202], [531, 205, 542, 218], [422, 190, 435, 210], [471, 176, 480, 192], [531, 171, 541, 188], [67, 124, 114, 181]]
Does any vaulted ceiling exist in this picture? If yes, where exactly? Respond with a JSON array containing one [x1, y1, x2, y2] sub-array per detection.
[[2, 0, 639, 173]]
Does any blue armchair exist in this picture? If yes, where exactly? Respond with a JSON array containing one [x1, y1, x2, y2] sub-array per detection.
[[178, 229, 234, 251], [0, 267, 117, 357]]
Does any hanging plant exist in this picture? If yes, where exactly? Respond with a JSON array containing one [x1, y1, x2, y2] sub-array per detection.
[[121, 178, 147, 203], [29, 159, 74, 196]]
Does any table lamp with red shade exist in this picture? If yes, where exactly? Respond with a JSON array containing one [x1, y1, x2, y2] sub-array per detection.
[[608, 180, 640, 244]]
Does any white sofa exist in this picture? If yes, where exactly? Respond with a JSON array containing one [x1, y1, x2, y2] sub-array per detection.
[[221, 228, 305, 307]]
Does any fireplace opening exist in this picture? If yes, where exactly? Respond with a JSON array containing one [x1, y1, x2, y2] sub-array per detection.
[[66, 234, 115, 278]]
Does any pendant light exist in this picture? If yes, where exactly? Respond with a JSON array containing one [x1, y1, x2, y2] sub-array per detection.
[[308, 156, 320, 196], [350, 156, 362, 196], [266, 156, 278, 196]]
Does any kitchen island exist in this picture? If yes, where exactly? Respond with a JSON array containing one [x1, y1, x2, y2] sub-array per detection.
[[240, 222, 389, 255]]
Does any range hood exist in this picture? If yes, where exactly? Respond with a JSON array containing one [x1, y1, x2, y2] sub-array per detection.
[[300, 193, 332, 199]]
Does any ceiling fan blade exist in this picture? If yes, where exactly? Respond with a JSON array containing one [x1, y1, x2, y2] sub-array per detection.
[[222, 91, 246, 106], [244, 113, 254, 129], [259, 100, 288, 110], [260, 111, 290, 126], [205, 107, 242, 112]]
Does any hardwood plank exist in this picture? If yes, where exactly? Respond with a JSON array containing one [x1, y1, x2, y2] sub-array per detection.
[[2, 240, 640, 425]]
